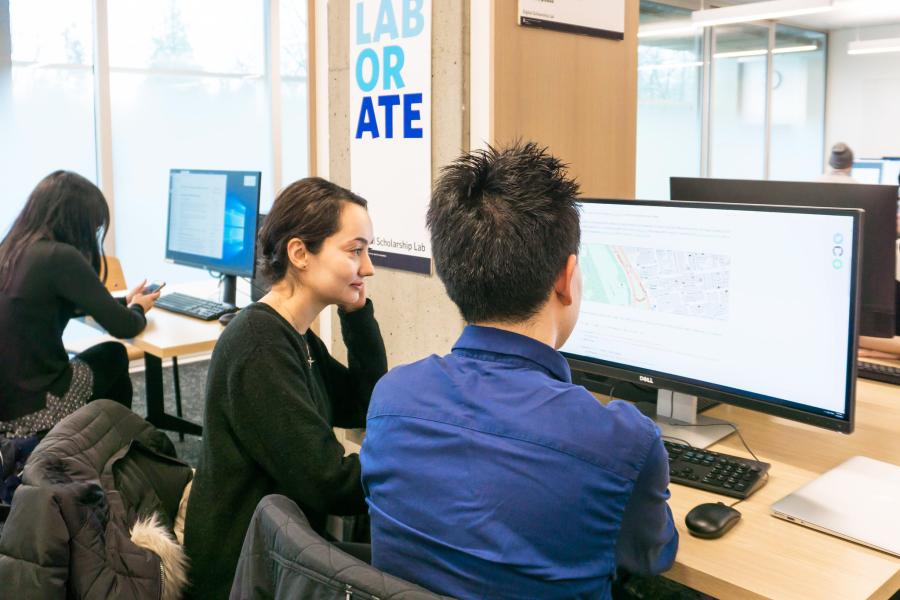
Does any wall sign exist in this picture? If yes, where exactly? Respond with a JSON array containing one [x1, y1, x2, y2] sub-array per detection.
[[350, 0, 432, 275], [518, 0, 625, 40]]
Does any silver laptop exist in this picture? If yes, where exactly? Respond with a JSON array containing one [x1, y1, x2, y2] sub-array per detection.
[[771, 455, 900, 557]]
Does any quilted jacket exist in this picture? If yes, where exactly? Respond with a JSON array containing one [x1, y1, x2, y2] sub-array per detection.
[[0, 400, 193, 599], [230, 494, 453, 600]]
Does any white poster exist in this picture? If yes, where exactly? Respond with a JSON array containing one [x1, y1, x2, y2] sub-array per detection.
[[518, 0, 625, 40], [350, 0, 432, 274]]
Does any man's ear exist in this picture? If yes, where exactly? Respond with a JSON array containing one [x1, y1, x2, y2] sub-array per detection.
[[286, 238, 309, 271], [554, 254, 578, 306]]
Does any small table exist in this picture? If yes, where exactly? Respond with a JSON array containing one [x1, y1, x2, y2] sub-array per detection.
[[64, 280, 247, 436]]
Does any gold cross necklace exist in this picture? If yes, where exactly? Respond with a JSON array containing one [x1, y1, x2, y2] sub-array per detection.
[[300, 335, 315, 368], [266, 294, 315, 369]]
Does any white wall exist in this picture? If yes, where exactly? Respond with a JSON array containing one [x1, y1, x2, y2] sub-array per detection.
[[826, 24, 900, 160]]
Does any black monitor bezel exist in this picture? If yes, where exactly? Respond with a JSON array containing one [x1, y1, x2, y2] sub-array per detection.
[[563, 198, 861, 434], [164, 169, 262, 277]]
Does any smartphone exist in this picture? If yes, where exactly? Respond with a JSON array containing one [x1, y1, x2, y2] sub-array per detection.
[[142, 280, 166, 294]]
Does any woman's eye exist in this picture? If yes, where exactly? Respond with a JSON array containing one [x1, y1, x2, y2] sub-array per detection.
[[352, 248, 363, 256]]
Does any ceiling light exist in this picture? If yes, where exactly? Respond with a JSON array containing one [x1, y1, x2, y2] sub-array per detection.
[[772, 44, 819, 54], [712, 44, 819, 59], [692, 0, 834, 28], [847, 38, 900, 55], [714, 49, 768, 59], [638, 61, 704, 72]]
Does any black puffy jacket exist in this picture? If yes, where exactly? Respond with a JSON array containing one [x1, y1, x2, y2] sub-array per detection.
[[0, 400, 193, 599]]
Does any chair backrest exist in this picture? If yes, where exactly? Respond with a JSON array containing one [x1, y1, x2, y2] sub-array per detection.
[[231, 495, 453, 599], [100, 256, 127, 292]]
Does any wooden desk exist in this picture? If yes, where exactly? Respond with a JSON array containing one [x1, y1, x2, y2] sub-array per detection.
[[64, 280, 247, 436], [663, 377, 900, 600]]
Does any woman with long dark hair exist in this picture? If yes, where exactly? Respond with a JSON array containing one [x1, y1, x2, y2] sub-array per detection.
[[184, 177, 387, 599], [0, 171, 159, 438]]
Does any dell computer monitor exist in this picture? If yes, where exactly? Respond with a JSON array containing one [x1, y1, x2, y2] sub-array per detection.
[[165, 169, 262, 304], [671, 177, 897, 338], [561, 199, 861, 446]]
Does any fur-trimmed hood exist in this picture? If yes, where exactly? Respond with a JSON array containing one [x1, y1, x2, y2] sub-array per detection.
[[0, 400, 193, 600]]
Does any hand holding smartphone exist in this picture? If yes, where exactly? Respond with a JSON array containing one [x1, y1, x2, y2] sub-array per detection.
[[142, 280, 166, 295]]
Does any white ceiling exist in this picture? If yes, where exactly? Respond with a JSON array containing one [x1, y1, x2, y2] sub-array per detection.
[[780, 0, 900, 31]]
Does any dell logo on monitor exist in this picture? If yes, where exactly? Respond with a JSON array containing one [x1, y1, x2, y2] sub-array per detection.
[[639, 375, 654, 384]]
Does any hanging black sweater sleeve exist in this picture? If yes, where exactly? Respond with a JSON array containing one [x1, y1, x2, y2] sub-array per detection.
[[50, 244, 146, 338], [226, 335, 368, 517], [309, 299, 387, 429]]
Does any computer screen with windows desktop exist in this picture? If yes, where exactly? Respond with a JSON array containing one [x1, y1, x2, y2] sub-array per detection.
[[165, 169, 262, 306], [561, 200, 861, 452], [670, 177, 897, 339]]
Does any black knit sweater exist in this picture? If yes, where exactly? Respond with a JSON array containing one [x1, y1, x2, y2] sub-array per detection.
[[0, 240, 146, 421], [183, 299, 387, 600]]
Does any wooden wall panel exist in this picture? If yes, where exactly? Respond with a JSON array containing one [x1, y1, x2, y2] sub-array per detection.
[[491, 0, 639, 198]]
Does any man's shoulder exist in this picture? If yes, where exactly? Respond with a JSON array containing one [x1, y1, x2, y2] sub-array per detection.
[[372, 354, 443, 394]]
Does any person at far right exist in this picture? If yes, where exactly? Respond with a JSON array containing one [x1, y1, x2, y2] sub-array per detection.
[[360, 142, 679, 600]]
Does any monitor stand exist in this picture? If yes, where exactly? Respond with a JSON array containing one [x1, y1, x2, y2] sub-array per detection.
[[222, 274, 237, 306], [654, 389, 733, 449]]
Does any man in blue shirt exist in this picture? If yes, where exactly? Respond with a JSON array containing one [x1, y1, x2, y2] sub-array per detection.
[[361, 142, 678, 599]]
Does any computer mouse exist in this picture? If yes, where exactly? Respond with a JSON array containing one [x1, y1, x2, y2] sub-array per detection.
[[218, 311, 238, 327], [685, 502, 741, 539]]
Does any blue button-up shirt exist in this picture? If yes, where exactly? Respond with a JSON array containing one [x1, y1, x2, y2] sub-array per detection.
[[361, 325, 678, 600]]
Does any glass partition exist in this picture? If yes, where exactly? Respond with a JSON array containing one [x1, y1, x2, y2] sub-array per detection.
[[636, 1, 828, 190], [709, 23, 769, 180], [637, 1, 703, 200], [769, 26, 826, 182]]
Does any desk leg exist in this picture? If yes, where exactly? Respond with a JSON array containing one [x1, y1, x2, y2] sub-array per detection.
[[172, 357, 184, 442], [144, 354, 203, 437]]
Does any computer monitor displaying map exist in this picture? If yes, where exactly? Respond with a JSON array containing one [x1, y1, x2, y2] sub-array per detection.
[[561, 199, 861, 445]]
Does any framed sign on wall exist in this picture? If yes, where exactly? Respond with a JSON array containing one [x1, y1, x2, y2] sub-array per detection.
[[350, 0, 433, 275], [518, 0, 625, 40]]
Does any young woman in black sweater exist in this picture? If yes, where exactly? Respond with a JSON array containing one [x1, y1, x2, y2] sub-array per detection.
[[183, 177, 387, 599], [0, 171, 159, 438]]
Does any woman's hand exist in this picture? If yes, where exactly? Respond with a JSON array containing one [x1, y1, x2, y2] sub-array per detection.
[[341, 281, 367, 313], [125, 279, 148, 305], [129, 288, 160, 313]]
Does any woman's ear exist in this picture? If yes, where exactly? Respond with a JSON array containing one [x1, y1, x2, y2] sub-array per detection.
[[285, 238, 309, 271]]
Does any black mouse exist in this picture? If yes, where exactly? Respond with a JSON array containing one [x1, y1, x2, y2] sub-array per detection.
[[218, 311, 238, 327], [685, 502, 741, 539]]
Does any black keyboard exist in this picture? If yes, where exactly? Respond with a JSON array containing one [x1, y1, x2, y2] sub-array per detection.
[[664, 440, 770, 500], [155, 292, 237, 321], [857, 361, 900, 386]]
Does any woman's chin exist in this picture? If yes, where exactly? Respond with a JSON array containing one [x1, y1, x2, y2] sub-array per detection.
[[334, 290, 360, 307]]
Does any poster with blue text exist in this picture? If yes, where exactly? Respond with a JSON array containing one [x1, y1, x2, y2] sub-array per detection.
[[350, 0, 432, 275]]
